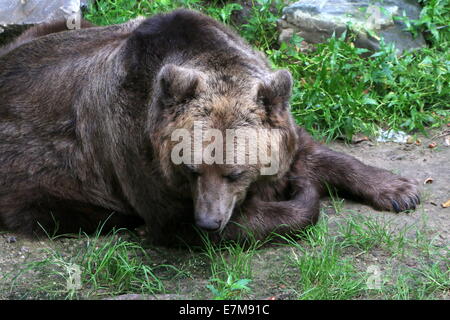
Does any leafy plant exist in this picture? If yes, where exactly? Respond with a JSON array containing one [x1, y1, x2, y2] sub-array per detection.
[[396, 0, 450, 46], [207, 276, 251, 300], [199, 228, 263, 300], [204, 2, 243, 25]]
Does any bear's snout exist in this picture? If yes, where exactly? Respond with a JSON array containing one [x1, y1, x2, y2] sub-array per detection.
[[195, 216, 222, 232]]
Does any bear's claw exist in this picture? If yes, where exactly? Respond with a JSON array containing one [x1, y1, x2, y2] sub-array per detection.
[[391, 194, 420, 213], [391, 200, 401, 213], [371, 175, 420, 213]]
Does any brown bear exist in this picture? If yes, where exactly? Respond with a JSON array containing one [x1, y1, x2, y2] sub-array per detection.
[[0, 9, 420, 246]]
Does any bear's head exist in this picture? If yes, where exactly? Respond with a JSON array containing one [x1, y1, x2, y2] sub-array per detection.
[[148, 63, 299, 232]]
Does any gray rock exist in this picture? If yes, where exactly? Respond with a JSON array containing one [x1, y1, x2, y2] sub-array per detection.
[[6, 236, 16, 243], [0, 0, 83, 46], [278, 0, 426, 54], [0, 0, 81, 27], [80, 0, 92, 8]]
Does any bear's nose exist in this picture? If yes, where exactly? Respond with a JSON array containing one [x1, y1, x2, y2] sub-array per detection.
[[196, 217, 221, 232]]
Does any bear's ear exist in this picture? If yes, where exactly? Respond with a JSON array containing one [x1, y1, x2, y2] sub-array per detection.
[[157, 64, 202, 105], [257, 69, 292, 112]]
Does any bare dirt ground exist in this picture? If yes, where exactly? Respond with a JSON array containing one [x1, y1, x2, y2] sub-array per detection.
[[329, 130, 449, 248], [0, 129, 448, 300]]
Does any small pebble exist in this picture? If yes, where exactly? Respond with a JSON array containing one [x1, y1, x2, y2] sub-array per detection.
[[20, 246, 29, 253], [6, 236, 16, 243]]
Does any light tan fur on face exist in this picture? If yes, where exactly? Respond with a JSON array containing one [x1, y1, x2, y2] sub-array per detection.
[[157, 68, 298, 183], [193, 173, 238, 230]]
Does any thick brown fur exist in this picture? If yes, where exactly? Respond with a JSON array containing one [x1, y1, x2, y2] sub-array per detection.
[[0, 10, 419, 245]]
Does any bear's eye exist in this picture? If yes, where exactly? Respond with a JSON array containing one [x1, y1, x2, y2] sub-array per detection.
[[223, 171, 244, 182], [184, 164, 201, 177], [257, 95, 271, 108]]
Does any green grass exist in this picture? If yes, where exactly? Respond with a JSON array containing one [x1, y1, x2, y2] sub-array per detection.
[[3, 212, 447, 300], [277, 217, 366, 299], [379, 258, 450, 299], [272, 212, 449, 300], [336, 214, 412, 254], [5, 228, 176, 299], [200, 231, 264, 299], [85, 0, 449, 141]]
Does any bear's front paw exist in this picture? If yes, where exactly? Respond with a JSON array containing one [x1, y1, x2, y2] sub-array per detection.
[[370, 176, 420, 213]]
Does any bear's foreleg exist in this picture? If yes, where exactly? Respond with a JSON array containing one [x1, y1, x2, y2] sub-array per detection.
[[309, 144, 420, 213], [220, 180, 320, 241]]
